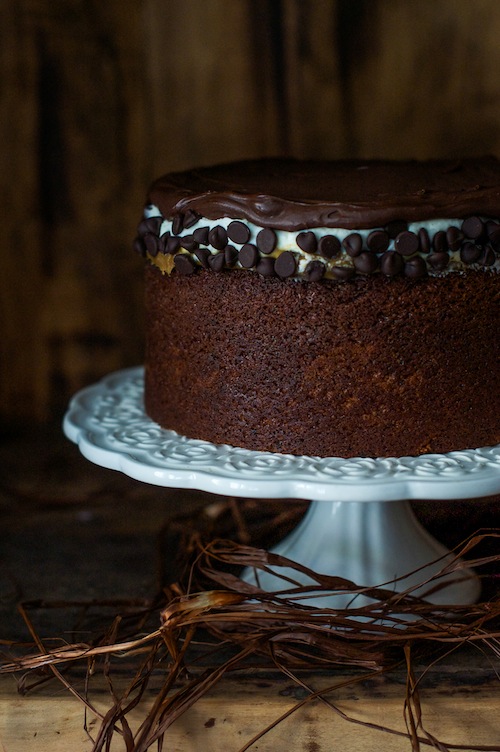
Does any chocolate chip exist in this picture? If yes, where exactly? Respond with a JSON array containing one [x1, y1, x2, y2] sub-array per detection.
[[208, 252, 225, 272], [172, 215, 184, 235], [386, 220, 408, 238], [366, 230, 389, 253], [138, 216, 163, 235], [239, 243, 259, 268], [478, 245, 496, 266], [256, 228, 277, 254], [446, 226, 463, 252], [353, 252, 379, 274], [180, 234, 198, 252], [156, 233, 166, 253], [461, 216, 484, 240], [193, 226, 210, 245], [256, 257, 276, 277], [147, 217, 163, 233], [395, 230, 420, 256], [428, 252, 450, 271], [304, 260, 325, 282], [143, 232, 159, 256], [275, 251, 297, 278], [486, 221, 500, 248], [380, 251, 404, 276], [224, 245, 239, 267], [460, 242, 481, 265], [296, 231, 317, 253], [330, 266, 355, 280], [418, 228, 431, 254], [194, 247, 211, 268], [174, 254, 196, 275], [342, 233, 363, 257], [227, 221, 251, 244], [158, 231, 170, 252], [183, 209, 200, 229], [318, 235, 341, 259], [404, 256, 427, 278], [208, 225, 228, 250], [165, 235, 181, 254], [432, 230, 448, 253]]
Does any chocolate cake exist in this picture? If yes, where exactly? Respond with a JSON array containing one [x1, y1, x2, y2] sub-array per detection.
[[135, 158, 500, 458]]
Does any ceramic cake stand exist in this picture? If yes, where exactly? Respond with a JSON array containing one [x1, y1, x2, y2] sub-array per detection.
[[63, 368, 500, 608]]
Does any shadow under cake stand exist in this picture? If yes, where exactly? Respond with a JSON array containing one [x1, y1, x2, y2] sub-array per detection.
[[63, 367, 500, 608]]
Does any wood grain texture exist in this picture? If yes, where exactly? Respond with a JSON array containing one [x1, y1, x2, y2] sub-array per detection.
[[143, 0, 284, 173], [1, 672, 499, 752], [1, 0, 500, 421], [0, 0, 149, 420]]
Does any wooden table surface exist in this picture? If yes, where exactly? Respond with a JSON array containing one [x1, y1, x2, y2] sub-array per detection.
[[1, 422, 499, 751]]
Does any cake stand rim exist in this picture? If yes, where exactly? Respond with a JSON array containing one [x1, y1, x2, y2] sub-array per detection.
[[63, 366, 500, 503]]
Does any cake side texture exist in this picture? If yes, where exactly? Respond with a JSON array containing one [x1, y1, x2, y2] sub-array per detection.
[[144, 264, 499, 458]]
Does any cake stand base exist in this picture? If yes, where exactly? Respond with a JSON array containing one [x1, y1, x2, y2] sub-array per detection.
[[242, 498, 481, 608], [63, 368, 500, 612]]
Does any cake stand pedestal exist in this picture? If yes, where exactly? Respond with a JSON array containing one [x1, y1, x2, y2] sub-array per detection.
[[63, 368, 500, 608]]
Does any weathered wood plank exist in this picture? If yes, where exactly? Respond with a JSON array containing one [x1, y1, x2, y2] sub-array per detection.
[[1, 672, 499, 752], [282, 0, 500, 159], [143, 0, 285, 172], [0, 0, 149, 420]]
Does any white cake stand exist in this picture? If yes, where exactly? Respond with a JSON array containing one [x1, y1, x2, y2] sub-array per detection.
[[63, 367, 500, 608]]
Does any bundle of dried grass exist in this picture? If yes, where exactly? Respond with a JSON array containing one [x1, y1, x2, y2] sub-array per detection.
[[1, 500, 499, 752]]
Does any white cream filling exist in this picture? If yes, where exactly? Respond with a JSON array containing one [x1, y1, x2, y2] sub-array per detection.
[[143, 205, 500, 275]]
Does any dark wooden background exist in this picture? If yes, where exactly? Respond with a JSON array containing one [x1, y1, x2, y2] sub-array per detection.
[[2, 0, 500, 424]]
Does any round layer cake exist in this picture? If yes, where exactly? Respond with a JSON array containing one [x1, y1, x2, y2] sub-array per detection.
[[135, 158, 500, 458]]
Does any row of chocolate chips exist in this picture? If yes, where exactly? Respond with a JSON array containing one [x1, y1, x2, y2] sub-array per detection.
[[297, 218, 499, 268], [303, 252, 426, 281], [134, 214, 289, 276], [168, 208, 280, 251], [134, 217, 279, 258], [134, 212, 500, 279], [174, 246, 299, 279]]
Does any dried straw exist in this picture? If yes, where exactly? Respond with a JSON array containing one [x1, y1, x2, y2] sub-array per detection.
[[1, 500, 499, 752]]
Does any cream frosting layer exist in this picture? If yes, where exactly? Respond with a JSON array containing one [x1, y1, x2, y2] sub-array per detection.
[[140, 205, 500, 280]]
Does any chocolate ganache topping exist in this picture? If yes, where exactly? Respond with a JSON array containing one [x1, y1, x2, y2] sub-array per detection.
[[149, 157, 500, 231]]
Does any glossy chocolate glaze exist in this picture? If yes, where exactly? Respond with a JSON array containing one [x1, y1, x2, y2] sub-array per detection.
[[149, 157, 500, 230]]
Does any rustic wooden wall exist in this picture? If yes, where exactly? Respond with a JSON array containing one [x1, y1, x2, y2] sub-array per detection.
[[2, 0, 500, 423]]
